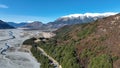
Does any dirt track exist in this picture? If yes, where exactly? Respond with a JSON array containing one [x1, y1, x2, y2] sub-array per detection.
[[37, 47, 62, 68]]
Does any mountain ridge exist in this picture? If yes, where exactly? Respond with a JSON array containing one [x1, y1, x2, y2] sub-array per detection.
[[33, 13, 120, 68], [21, 21, 45, 29], [47, 12, 117, 28], [7, 22, 28, 28], [0, 20, 15, 29], [6, 12, 118, 29], [61, 12, 117, 18]]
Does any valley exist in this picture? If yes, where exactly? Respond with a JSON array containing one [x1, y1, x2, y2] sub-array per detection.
[[0, 29, 54, 68], [0, 0, 119, 68], [0, 12, 119, 68]]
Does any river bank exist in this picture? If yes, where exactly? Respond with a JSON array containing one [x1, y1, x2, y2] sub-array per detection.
[[22, 32, 62, 68]]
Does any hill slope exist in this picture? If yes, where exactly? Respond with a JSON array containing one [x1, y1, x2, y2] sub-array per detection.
[[23, 13, 120, 68], [21, 21, 47, 29], [7, 22, 27, 28], [0, 20, 15, 29], [34, 13, 120, 68]]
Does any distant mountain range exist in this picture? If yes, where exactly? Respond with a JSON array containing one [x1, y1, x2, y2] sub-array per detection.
[[0, 20, 15, 29], [1, 12, 117, 29], [7, 22, 28, 28], [21, 21, 46, 29], [47, 12, 117, 28]]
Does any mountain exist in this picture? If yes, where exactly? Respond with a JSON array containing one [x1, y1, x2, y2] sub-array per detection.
[[7, 12, 117, 30], [7, 22, 28, 28], [6, 13, 117, 30], [0, 20, 15, 29], [22, 21, 45, 29], [48, 12, 117, 28], [29, 13, 120, 68]]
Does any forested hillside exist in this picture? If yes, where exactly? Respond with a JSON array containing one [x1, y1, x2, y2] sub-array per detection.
[[24, 14, 120, 68]]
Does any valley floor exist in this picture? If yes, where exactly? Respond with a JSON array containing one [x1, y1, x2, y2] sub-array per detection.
[[0, 29, 53, 68]]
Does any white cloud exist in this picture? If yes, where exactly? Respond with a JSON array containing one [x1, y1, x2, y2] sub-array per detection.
[[0, 4, 8, 8]]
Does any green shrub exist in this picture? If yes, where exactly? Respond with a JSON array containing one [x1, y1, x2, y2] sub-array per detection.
[[99, 36, 107, 41], [112, 56, 119, 61], [78, 23, 97, 40], [31, 46, 54, 68], [39, 41, 81, 68], [23, 37, 36, 45], [80, 48, 94, 59], [88, 54, 113, 68]]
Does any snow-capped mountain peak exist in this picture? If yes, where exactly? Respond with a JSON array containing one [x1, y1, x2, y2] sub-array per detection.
[[49, 12, 119, 28], [62, 12, 118, 18]]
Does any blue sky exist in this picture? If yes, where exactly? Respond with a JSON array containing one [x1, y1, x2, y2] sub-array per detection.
[[0, 0, 120, 23]]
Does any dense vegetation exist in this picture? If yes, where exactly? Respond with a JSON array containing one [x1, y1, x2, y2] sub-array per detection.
[[38, 40, 80, 68], [23, 38, 55, 68], [23, 14, 120, 68], [88, 54, 113, 68], [23, 37, 36, 45], [31, 46, 54, 68]]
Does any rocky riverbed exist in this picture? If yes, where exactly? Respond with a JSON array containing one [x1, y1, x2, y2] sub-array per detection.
[[0, 29, 49, 68]]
